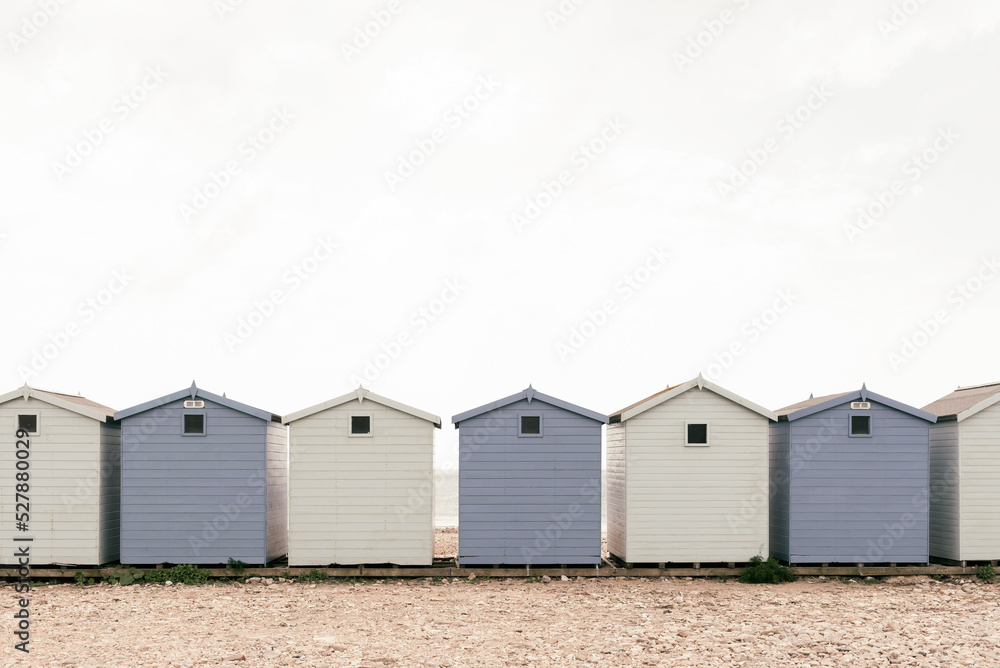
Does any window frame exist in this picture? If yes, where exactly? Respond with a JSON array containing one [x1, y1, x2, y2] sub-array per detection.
[[349, 412, 373, 438], [849, 413, 873, 438], [685, 421, 710, 447], [182, 412, 207, 437], [518, 413, 543, 438], [17, 412, 40, 435]]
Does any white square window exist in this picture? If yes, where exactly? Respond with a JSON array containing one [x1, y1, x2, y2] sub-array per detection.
[[685, 422, 709, 446], [350, 414, 373, 437], [17, 413, 39, 435]]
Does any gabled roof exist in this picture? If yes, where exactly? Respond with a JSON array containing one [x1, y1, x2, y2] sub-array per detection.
[[0, 384, 115, 423], [922, 381, 1000, 421], [776, 384, 936, 423], [114, 381, 279, 422], [283, 386, 441, 427], [452, 385, 608, 428], [609, 373, 776, 423]]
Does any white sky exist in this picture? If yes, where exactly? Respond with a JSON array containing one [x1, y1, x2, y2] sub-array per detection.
[[2, 0, 999, 466]]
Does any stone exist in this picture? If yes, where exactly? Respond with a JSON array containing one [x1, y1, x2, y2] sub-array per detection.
[[541, 576, 552, 583]]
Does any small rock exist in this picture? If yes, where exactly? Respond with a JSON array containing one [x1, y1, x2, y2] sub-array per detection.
[[331, 644, 347, 652], [222, 654, 245, 662], [468, 574, 476, 581], [561, 575, 570, 581], [165, 581, 173, 586], [541, 576, 552, 583]]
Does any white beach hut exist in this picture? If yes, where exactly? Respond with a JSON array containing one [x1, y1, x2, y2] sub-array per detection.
[[283, 386, 440, 566], [0, 384, 120, 566]]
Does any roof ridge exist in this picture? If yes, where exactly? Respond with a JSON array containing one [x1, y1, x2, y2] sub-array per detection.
[[955, 381, 1000, 391]]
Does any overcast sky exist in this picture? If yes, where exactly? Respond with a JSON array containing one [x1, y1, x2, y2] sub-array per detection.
[[3, 0, 999, 466]]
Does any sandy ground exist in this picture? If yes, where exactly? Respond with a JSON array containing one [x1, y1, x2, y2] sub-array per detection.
[[2, 574, 999, 667]]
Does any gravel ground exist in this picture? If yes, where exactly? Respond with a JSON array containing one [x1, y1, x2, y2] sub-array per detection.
[[2, 575, 998, 667], [435, 528, 457, 560]]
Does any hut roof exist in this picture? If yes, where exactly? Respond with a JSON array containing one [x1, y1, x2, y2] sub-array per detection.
[[114, 381, 279, 422], [922, 381, 1000, 421], [775, 384, 936, 423], [452, 385, 608, 427], [283, 386, 441, 427], [609, 373, 776, 423], [0, 384, 116, 422]]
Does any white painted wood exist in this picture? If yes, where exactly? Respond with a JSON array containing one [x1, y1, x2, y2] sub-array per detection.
[[287, 397, 436, 566], [0, 393, 117, 565], [605, 422, 626, 560], [265, 421, 288, 562], [610, 386, 770, 563], [958, 401, 1000, 560]]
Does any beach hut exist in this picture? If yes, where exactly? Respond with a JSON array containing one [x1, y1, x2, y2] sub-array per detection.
[[115, 382, 287, 565], [606, 374, 775, 565], [0, 385, 119, 566], [283, 386, 440, 566], [453, 385, 607, 566], [770, 385, 936, 564], [923, 381, 1000, 563]]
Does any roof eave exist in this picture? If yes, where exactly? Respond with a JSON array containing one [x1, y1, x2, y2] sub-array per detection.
[[783, 388, 937, 423], [955, 391, 1000, 422], [0, 386, 114, 422], [615, 375, 777, 423], [114, 385, 274, 422], [453, 387, 608, 427], [284, 388, 442, 428]]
